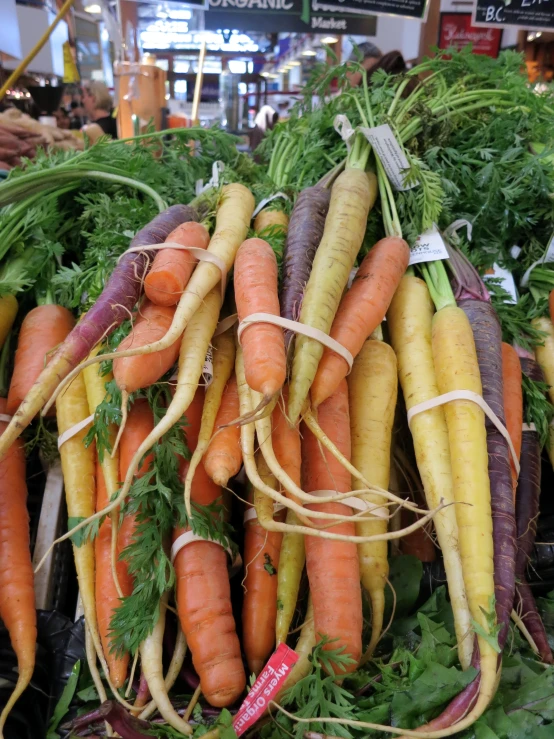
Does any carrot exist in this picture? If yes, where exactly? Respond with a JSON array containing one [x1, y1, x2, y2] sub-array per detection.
[[174, 389, 245, 706], [95, 460, 133, 688], [113, 301, 182, 397], [348, 337, 396, 660], [277, 597, 315, 700], [0, 398, 35, 737], [501, 343, 522, 498], [144, 221, 210, 307], [243, 456, 284, 675], [388, 275, 472, 670], [301, 380, 362, 671], [273, 388, 305, 645], [0, 294, 17, 351], [234, 237, 286, 399], [400, 516, 437, 562], [311, 236, 409, 408], [184, 327, 235, 516], [7, 303, 74, 415], [254, 209, 289, 235], [532, 316, 554, 468], [0, 204, 194, 452], [203, 374, 242, 487], [136, 628, 187, 720], [288, 169, 378, 423]]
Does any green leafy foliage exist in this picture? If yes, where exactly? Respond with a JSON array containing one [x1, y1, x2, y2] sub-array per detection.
[[522, 374, 554, 449]]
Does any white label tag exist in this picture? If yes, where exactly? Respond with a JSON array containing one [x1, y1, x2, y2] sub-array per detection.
[[484, 264, 518, 304], [202, 345, 213, 386], [360, 124, 417, 192], [409, 225, 449, 266]]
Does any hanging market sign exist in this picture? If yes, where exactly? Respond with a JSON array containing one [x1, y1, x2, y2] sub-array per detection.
[[205, 0, 378, 33], [473, 0, 554, 31], [439, 12, 502, 56], [311, 0, 428, 21]]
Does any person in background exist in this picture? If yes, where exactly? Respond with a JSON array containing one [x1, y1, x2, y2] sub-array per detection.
[[250, 104, 278, 153], [54, 108, 70, 129], [69, 100, 85, 130], [347, 43, 407, 87], [82, 81, 118, 138]]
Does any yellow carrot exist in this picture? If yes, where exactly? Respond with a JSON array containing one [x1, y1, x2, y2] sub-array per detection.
[[532, 316, 554, 469], [0, 294, 17, 350], [276, 511, 305, 645]]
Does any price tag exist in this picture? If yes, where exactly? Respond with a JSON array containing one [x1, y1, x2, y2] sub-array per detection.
[[409, 225, 449, 266], [202, 345, 213, 386], [484, 264, 518, 304], [233, 643, 299, 736], [360, 124, 417, 192]]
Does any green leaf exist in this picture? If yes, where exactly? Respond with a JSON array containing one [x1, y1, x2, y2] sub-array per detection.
[[417, 613, 457, 668], [264, 554, 277, 575], [67, 517, 86, 547], [46, 660, 80, 739], [384, 556, 423, 620]]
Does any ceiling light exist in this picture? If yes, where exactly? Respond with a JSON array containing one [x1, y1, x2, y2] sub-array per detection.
[[302, 49, 317, 56], [321, 36, 339, 44], [84, 3, 102, 12], [536, 31, 542, 37], [289, 60, 301, 66]]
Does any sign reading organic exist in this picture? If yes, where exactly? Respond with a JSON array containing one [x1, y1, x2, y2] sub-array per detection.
[[439, 12, 502, 56], [205, 0, 378, 33], [473, 0, 554, 31], [312, 0, 428, 20]]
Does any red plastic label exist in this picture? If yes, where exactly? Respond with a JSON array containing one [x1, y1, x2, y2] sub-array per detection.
[[233, 643, 299, 736]]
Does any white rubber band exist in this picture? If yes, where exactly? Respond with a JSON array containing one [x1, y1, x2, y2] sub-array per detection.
[[58, 414, 95, 450], [307, 490, 389, 519], [0, 414, 12, 423], [407, 390, 520, 476], [214, 313, 239, 336], [252, 193, 289, 219], [237, 313, 354, 372], [171, 530, 242, 575], [244, 503, 285, 524], [118, 241, 228, 303], [522, 423, 537, 432]]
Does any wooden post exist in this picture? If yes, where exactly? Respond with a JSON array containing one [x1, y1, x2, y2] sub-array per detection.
[[418, 0, 441, 62], [191, 41, 207, 126]]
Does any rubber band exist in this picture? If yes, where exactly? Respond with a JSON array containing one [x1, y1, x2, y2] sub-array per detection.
[[244, 503, 285, 524], [522, 423, 537, 432], [170, 530, 242, 576], [214, 313, 238, 336], [407, 390, 520, 476], [58, 414, 95, 450], [0, 414, 12, 423], [252, 193, 289, 219], [308, 490, 389, 519], [237, 313, 354, 372], [117, 241, 228, 302]]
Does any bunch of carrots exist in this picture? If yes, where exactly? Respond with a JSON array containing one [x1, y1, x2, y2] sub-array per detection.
[[2, 52, 554, 739]]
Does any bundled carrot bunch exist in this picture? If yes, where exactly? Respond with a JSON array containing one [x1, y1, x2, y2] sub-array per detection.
[[2, 49, 554, 739]]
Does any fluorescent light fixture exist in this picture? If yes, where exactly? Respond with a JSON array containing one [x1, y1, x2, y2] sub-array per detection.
[[321, 35, 339, 44], [289, 60, 301, 66], [84, 3, 102, 12], [301, 49, 317, 56]]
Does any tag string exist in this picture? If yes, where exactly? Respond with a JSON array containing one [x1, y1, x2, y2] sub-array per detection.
[[252, 192, 289, 219], [58, 414, 95, 450], [0, 414, 13, 423], [243, 503, 285, 524], [407, 390, 520, 476], [171, 530, 242, 576], [237, 313, 354, 372], [307, 489, 389, 519]]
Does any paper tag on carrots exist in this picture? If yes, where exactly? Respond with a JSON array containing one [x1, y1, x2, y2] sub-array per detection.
[[409, 225, 449, 266], [484, 264, 518, 303], [360, 123, 417, 191], [232, 643, 299, 736], [202, 345, 214, 386]]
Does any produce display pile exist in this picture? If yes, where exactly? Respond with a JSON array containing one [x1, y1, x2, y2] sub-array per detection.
[[2, 48, 554, 739]]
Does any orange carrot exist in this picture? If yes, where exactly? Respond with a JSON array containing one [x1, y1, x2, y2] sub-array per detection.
[[301, 379, 362, 671], [7, 304, 74, 416], [145, 222, 211, 307], [174, 388, 245, 706], [310, 237, 409, 408], [234, 238, 286, 398], [95, 460, 134, 688], [400, 513, 437, 562], [0, 398, 36, 735], [501, 343, 522, 499], [272, 386, 301, 495], [242, 478, 285, 676], [203, 375, 241, 487], [113, 300, 181, 394]]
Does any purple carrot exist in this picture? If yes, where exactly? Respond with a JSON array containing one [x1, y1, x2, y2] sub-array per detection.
[[448, 244, 517, 648], [0, 204, 196, 457], [515, 358, 553, 663], [71, 701, 151, 739], [280, 185, 330, 350]]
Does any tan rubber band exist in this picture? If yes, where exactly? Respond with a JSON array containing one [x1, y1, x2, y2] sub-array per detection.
[[307, 490, 389, 519], [58, 414, 95, 450], [214, 313, 239, 336], [407, 390, 520, 476], [0, 414, 13, 423], [170, 530, 242, 575], [237, 313, 354, 372], [118, 241, 228, 303], [522, 423, 536, 432], [243, 503, 285, 524]]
